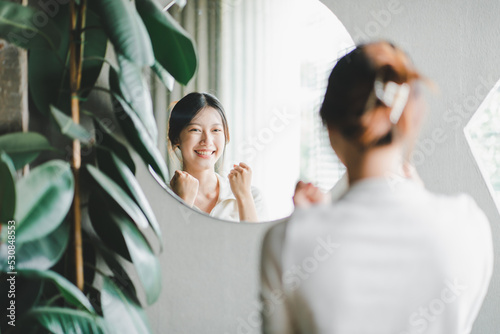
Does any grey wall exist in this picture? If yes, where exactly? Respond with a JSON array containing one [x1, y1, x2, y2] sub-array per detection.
[[144, 0, 500, 333]]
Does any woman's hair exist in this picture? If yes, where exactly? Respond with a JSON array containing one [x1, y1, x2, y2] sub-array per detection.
[[168, 92, 230, 147], [320, 41, 422, 148]]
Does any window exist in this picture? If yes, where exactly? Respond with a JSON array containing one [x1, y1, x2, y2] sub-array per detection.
[[465, 80, 500, 207]]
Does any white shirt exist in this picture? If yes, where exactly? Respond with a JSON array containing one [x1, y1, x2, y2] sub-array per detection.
[[260, 177, 493, 334], [169, 172, 268, 222]]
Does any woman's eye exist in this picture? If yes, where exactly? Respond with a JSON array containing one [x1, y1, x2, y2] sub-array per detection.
[[213, 129, 222, 132], [189, 129, 200, 132]]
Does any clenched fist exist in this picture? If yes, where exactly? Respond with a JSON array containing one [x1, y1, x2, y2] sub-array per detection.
[[228, 162, 253, 200], [170, 170, 199, 207], [293, 181, 331, 208]]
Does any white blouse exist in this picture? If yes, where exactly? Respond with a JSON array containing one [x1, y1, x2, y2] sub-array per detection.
[[260, 177, 493, 334], [169, 172, 268, 222]]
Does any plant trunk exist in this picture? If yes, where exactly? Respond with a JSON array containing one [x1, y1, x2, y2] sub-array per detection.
[[69, 0, 87, 291]]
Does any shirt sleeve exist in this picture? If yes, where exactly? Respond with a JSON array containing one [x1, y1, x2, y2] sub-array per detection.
[[260, 222, 296, 333], [459, 195, 494, 332]]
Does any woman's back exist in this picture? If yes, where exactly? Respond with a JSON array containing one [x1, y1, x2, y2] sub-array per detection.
[[261, 178, 493, 333]]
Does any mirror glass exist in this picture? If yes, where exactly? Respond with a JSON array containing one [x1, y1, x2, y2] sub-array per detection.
[[164, 0, 354, 221], [466, 78, 500, 207]]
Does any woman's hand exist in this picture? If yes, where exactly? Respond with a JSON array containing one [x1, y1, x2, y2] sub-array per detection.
[[402, 161, 424, 185], [228, 162, 258, 222], [228, 162, 253, 199], [170, 170, 199, 207], [293, 181, 331, 208]]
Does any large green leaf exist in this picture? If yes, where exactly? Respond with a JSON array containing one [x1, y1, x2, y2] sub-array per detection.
[[101, 277, 152, 333], [0, 132, 53, 169], [93, 0, 154, 66], [112, 94, 168, 182], [80, 10, 108, 98], [92, 116, 136, 174], [97, 245, 139, 304], [0, 151, 16, 223], [20, 270, 94, 313], [15, 161, 74, 244], [0, 220, 69, 271], [151, 60, 174, 91], [50, 105, 93, 145], [28, 2, 69, 116], [86, 165, 149, 230], [96, 149, 162, 251], [136, 0, 197, 85], [90, 198, 160, 305], [29, 6, 107, 115], [112, 211, 161, 305], [88, 191, 132, 262], [25, 307, 107, 334], [109, 55, 157, 144], [0, 1, 61, 50]]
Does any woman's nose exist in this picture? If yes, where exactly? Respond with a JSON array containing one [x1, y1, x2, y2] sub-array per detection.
[[201, 131, 214, 145]]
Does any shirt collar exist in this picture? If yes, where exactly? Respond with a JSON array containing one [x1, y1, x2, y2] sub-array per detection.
[[215, 172, 236, 203]]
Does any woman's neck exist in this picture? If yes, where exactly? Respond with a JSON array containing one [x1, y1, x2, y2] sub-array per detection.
[[183, 167, 219, 197], [345, 145, 404, 185]]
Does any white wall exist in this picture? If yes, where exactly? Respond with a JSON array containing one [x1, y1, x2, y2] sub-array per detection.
[[144, 0, 500, 333]]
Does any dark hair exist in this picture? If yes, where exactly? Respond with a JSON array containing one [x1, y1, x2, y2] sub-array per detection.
[[320, 41, 422, 148], [168, 92, 230, 147]]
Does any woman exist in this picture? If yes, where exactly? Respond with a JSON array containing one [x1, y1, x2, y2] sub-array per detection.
[[260, 42, 493, 333], [168, 92, 266, 222]]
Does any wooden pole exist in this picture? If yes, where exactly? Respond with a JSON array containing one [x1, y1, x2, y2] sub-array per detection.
[[69, 0, 87, 291]]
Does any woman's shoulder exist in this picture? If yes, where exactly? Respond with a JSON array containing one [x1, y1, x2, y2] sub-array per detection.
[[425, 190, 488, 222]]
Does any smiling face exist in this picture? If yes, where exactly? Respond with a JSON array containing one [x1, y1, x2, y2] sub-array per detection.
[[177, 107, 226, 172]]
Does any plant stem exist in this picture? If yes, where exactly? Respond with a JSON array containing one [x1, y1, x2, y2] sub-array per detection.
[[69, 0, 86, 292], [44, 294, 64, 307]]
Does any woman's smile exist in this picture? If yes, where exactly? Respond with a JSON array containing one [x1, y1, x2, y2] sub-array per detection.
[[194, 150, 216, 158]]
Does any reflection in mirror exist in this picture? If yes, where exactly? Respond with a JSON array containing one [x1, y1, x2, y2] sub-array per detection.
[[166, 92, 267, 222], [465, 78, 500, 207], [165, 0, 354, 220]]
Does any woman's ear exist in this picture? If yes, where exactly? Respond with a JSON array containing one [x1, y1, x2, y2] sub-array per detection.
[[327, 125, 346, 163]]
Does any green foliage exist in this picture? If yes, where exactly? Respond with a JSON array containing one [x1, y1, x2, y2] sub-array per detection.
[[86, 165, 150, 230], [23, 307, 108, 334], [0, 152, 16, 224], [97, 149, 163, 249], [0, 1, 61, 50], [112, 93, 169, 181], [137, 0, 197, 85], [20, 269, 95, 312], [13, 221, 70, 271], [109, 56, 158, 143], [15, 160, 74, 244], [27, 3, 70, 116], [0, 0, 197, 332], [93, 0, 154, 66], [101, 277, 153, 334], [0, 132, 54, 169], [51, 105, 93, 145]]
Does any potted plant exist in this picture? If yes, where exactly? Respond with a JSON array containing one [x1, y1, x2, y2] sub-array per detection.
[[0, 0, 197, 332]]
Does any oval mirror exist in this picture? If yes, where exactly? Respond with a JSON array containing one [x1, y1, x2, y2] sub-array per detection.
[[160, 0, 354, 221]]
